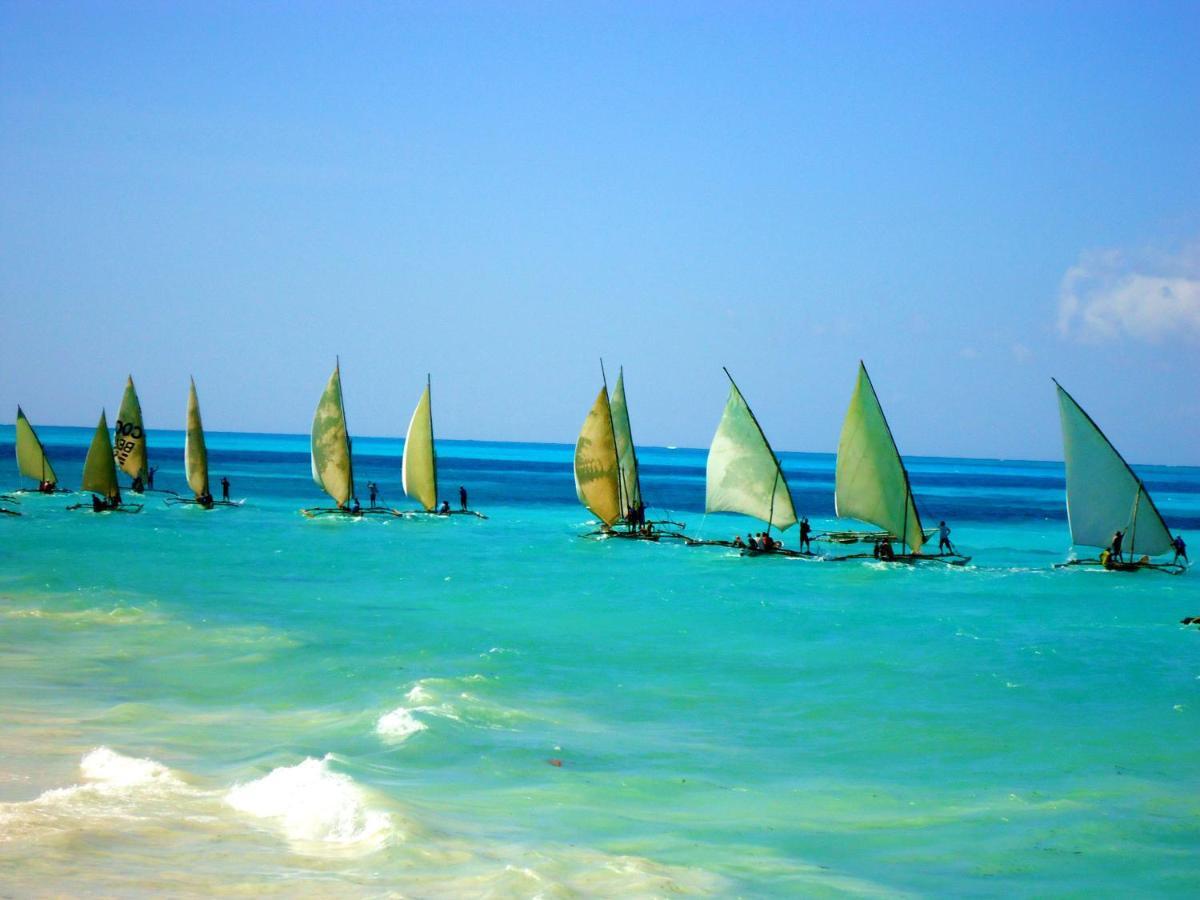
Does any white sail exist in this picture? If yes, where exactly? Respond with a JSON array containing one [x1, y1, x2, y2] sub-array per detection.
[[311, 362, 354, 508], [705, 372, 797, 531], [185, 378, 210, 499], [609, 369, 642, 517], [834, 363, 924, 553], [574, 387, 622, 526], [1055, 381, 1174, 556], [402, 378, 437, 512]]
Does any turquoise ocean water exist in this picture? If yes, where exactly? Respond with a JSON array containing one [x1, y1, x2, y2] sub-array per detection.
[[1, 425, 1198, 896]]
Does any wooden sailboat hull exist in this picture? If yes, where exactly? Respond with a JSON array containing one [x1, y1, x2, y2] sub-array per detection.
[[65, 503, 144, 514], [301, 507, 406, 519], [819, 528, 936, 545], [1055, 558, 1186, 576]]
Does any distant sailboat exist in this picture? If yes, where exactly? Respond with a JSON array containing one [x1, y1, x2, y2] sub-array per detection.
[[830, 363, 966, 564], [304, 360, 399, 518], [573, 364, 679, 539], [67, 411, 143, 513], [1053, 380, 1184, 574], [697, 368, 798, 553], [13, 406, 64, 493], [166, 379, 240, 508], [114, 376, 149, 493], [402, 375, 485, 518]]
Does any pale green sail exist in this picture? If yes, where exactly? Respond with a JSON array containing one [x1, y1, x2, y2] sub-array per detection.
[[15, 406, 57, 486], [402, 378, 438, 512], [311, 362, 354, 508], [1055, 381, 1173, 557], [705, 373, 797, 531], [574, 387, 622, 526], [609, 369, 642, 517], [82, 411, 120, 499], [835, 363, 924, 553], [114, 376, 148, 481], [185, 378, 210, 499]]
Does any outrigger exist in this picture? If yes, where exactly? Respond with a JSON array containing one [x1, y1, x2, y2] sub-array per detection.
[[824, 362, 969, 567], [1051, 380, 1186, 575], [165, 378, 242, 509], [687, 367, 805, 557], [302, 360, 403, 519], [401, 374, 487, 519], [574, 362, 684, 542], [66, 411, 144, 514]]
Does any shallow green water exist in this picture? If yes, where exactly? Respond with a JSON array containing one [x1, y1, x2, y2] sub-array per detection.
[[1, 428, 1197, 896]]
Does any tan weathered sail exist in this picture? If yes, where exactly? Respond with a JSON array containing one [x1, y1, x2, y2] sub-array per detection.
[[15, 406, 57, 486], [402, 377, 438, 511], [185, 378, 210, 499], [311, 362, 354, 508], [82, 411, 120, 499], [574, 387, 622, 526], [834, 363, 924, 553], [705, 372, 797, 531], [1055, 381, 1174, 557], [609, 369, 642, 517], [114, 376, 148, 481]]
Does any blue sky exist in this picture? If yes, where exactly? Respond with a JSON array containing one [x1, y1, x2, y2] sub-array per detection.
[[2, 1, 1197, 463]]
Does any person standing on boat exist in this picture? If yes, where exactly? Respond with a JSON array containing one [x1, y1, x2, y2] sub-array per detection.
[[368, 481, 378, 508], [937, 521, 955, 555], [1173, 535, 1188, 564], [147, 465, 158, 490], [1110, 529, 1125, 563], [459, 485, 468, 511], [221, 476, 230, 502], [799, 517, 813, 553]]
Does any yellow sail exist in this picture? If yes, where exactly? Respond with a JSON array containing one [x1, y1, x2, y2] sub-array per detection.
[[705, 373, 797, 530], [185, 378, 210, 499], [574, 387, 622, 526], [402, 378, 438, 511], [114, 375, 148, 481], [609, 369, 642, 517], [82, 411, 120, 499], [834, 363, 924, 553], [311, 362, 354, 508], [15, 406, 57, 485], [1055, 381, 1174, 556]]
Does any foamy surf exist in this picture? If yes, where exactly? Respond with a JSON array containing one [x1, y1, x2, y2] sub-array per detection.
[[376, 706, 428, 742], [225, 755, 393, 852]]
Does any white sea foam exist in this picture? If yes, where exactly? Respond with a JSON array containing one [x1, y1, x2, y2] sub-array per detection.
[[225, 755, 392, 851], [375, 706, 427, 742], [78, 746, 182, 789]]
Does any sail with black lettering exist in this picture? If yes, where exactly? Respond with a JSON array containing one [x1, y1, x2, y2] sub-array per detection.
[[114, 376, 148, 484]]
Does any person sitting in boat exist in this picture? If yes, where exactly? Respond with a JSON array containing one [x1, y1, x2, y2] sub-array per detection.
[[732, 535, 745, 548], [874, 539, 895, 560], [758, 532, 773, 552], [198, 491, 214, 510], [38, 480, 55, 494], [1109, 529, 1125, 563], [799, 517, 812, 553], [459, 485, 468, 511], [747, 534, 759, 551], [937, 521, 955, 555], [352, 498, 362, 515], [439, 500, 451, 514], [221, 476, 230, 502], [1173, 535, 1188, 564], [131, 475, 145, 493]]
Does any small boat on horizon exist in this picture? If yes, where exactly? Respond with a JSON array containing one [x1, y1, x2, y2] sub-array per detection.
[[1053, 380, 1186, 575], [165, 378, 242, 509], [402, 375, 485, 519]]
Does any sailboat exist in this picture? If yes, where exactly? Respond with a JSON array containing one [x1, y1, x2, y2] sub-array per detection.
[[165, 379, 241, 508], [829, 362, 966, 564], [573, 364, 681, 540], [402, 375, 485, 518], [1053, 380, 1185, 574], [303, 360, 400, 518], [695, 368, 799, 554], [67, 411, 143, 513], [12, 406, 66, 493], [113, 376, 152, 493]]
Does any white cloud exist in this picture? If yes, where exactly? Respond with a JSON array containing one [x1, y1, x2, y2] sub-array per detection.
[[1057, 240, 1200, 343]]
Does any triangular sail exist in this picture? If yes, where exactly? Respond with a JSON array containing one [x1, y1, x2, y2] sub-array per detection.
[[311, 362, 354, 508], [609, 369, 643, 517], [114, 376, 148, 481], [834, 363, 924, 552], [402, 378, 438, 512], [82, 411, 120, 499], [15, 406, 57, 485], [574, 387, 622, 526], [705, 372, 797, 531], [1055, 381, 1174, 556], [185, 378, 210, 499]]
